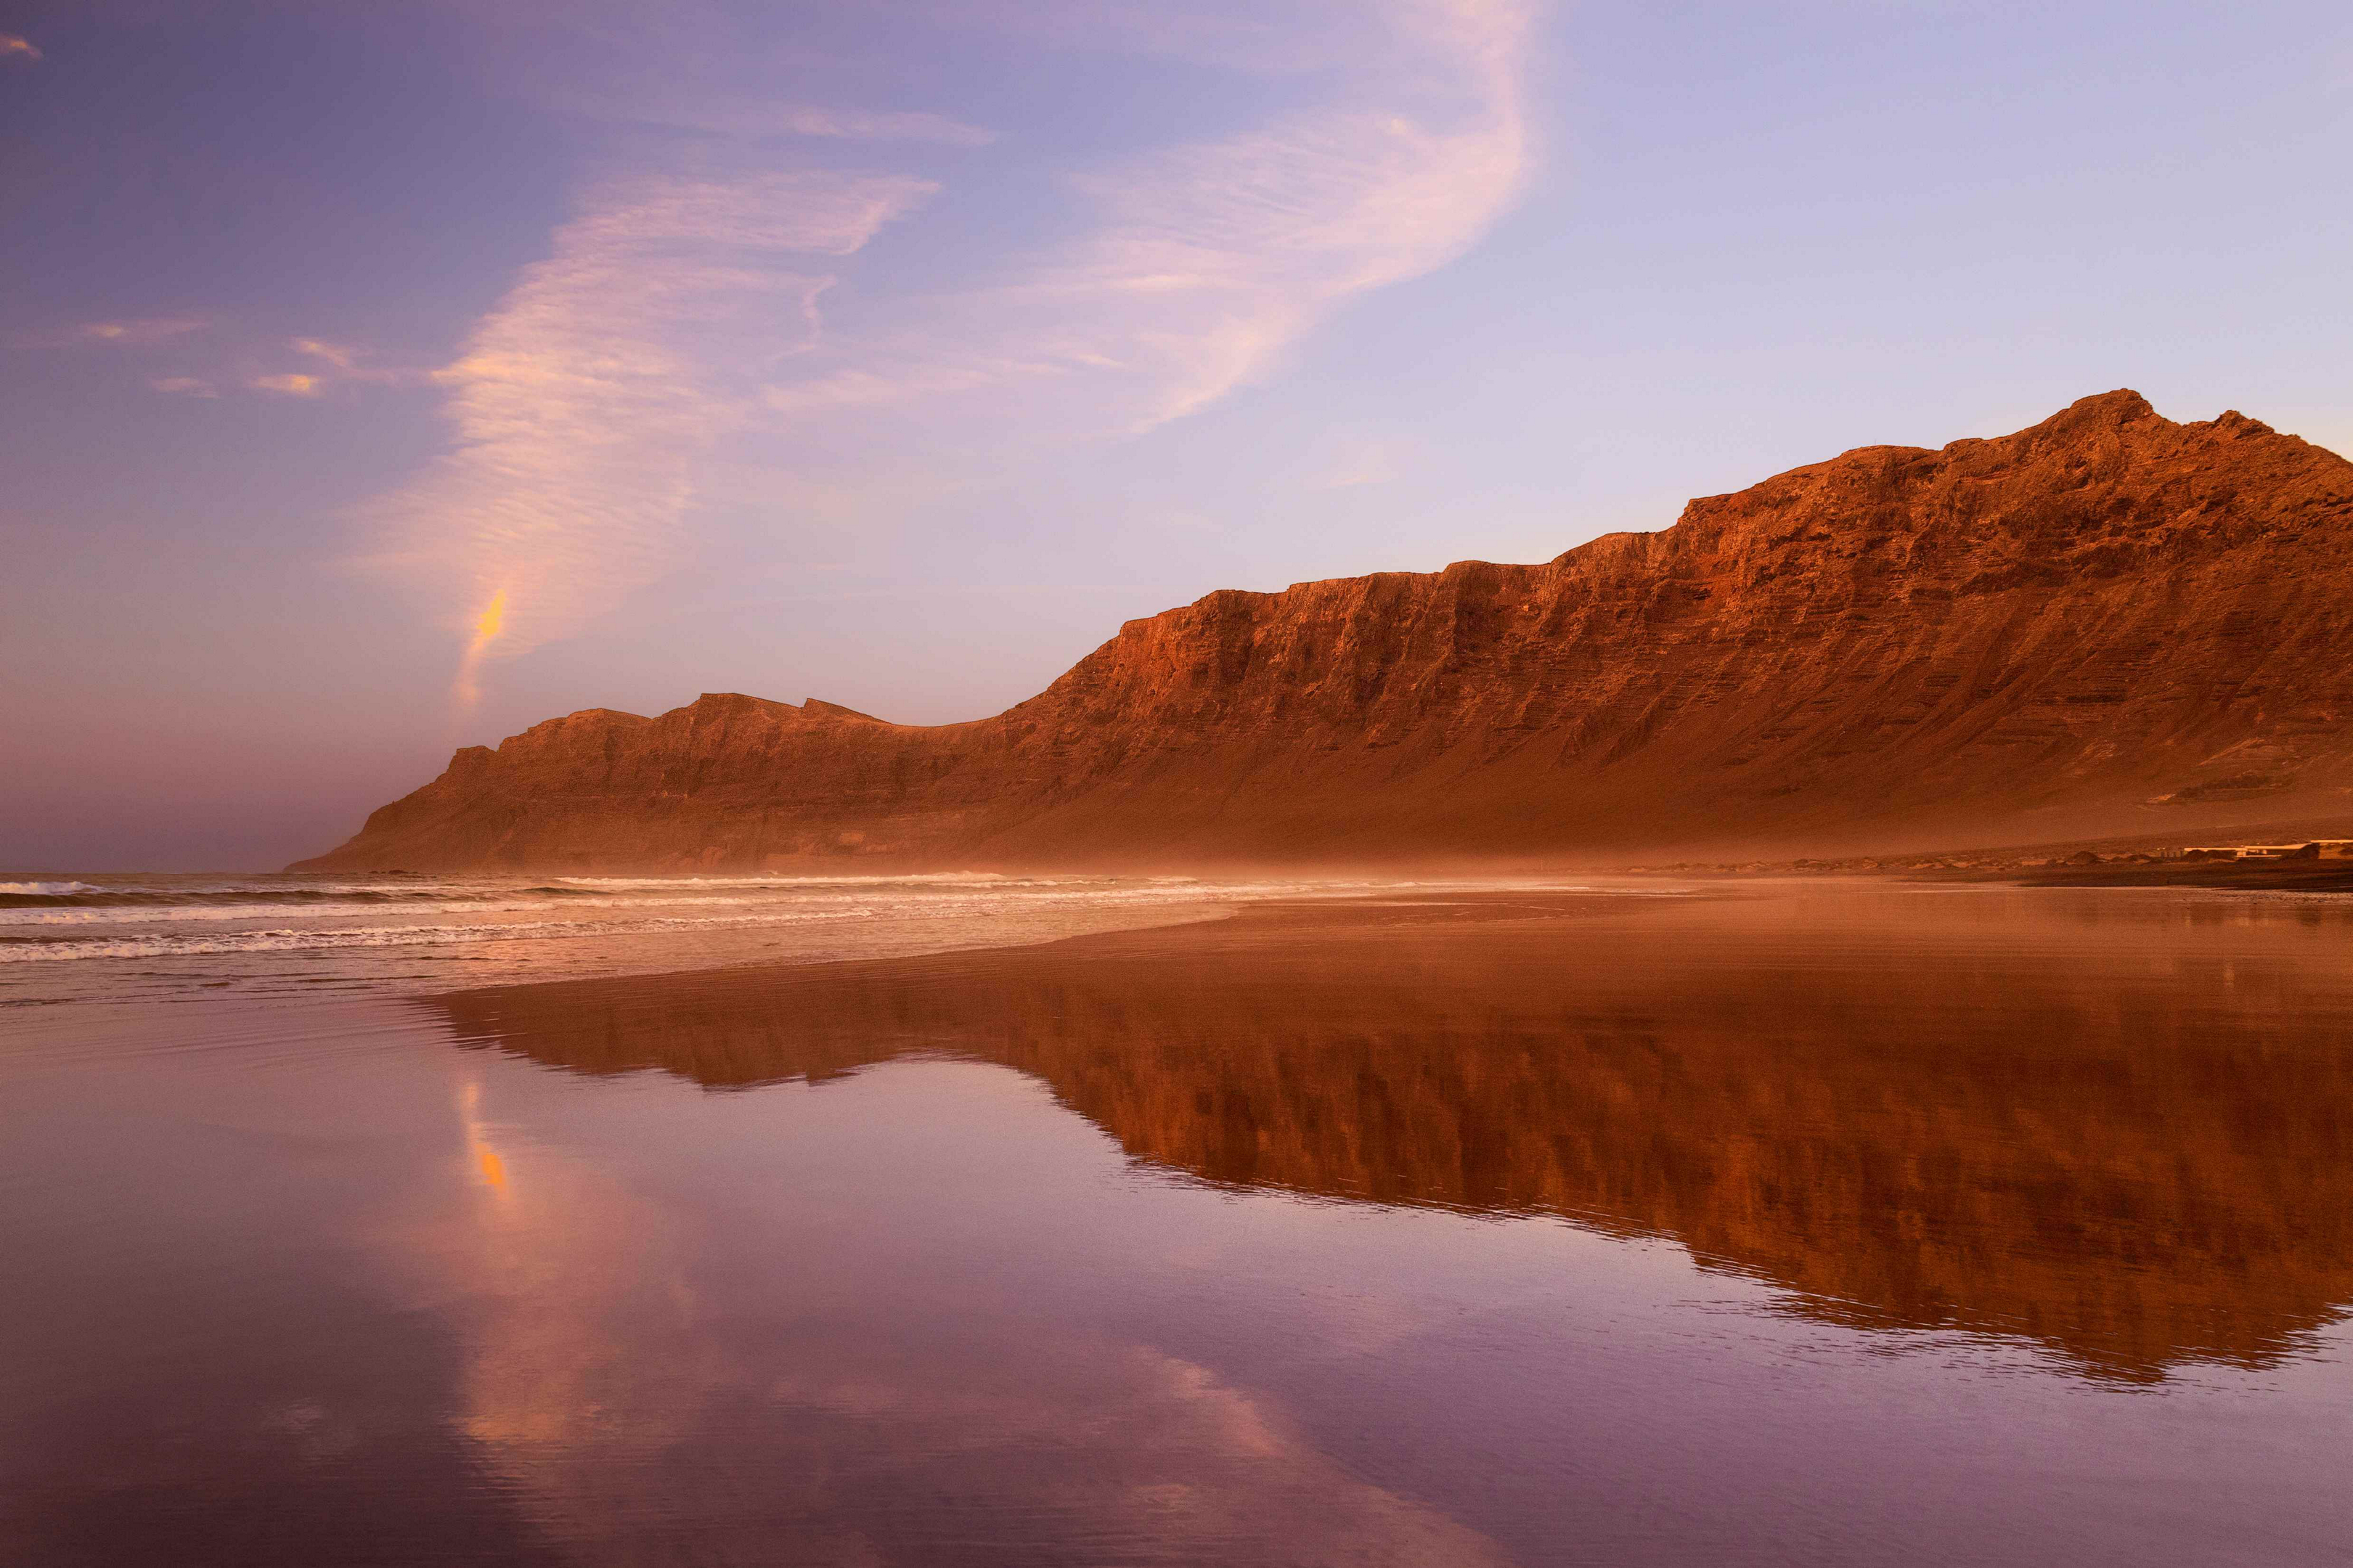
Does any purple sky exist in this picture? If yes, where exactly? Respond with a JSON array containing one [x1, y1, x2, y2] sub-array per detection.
[[6, 1, 2349, 870]]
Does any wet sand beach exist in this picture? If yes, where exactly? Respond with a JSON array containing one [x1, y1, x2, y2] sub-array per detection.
[[6, 884, 2351, 1564]]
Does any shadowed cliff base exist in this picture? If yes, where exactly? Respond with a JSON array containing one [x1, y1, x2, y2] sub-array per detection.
[[428, 886, 2353, 1383], [302, 391, 2353, 873]]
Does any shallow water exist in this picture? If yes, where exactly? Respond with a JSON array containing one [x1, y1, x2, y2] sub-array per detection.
[[0, 870, 1415, 1006], [3, 885, 2349, 1564]]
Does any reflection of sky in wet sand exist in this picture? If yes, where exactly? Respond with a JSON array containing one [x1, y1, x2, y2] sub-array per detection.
[[6, 887, 2353, 1564], [410, 1061, 1514, 1564], [441, 887, 2353, 1381], [405, 1045, 2348, 1565]]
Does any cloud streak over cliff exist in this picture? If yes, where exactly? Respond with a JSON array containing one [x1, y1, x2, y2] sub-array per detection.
[[376, 0, 1538, 675], [378, 165, 934, 663]]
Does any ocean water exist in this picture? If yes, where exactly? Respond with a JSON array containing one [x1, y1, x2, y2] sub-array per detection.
[[0, 871, 1428, 1007], [5, 883, 2350, 1565]]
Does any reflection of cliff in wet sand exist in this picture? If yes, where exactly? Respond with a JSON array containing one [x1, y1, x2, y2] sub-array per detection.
[[431, 889, 2353, 1381]]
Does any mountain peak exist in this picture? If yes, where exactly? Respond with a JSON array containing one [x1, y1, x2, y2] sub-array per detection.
[[2058, 387, 2157, 423], [295, 393, 2353, 873]]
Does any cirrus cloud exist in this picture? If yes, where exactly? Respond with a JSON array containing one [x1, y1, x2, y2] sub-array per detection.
[[372, 0, 1541, 682], [374, 163, 937, 664], [81, 317, 209, 344], [763, 0, 1535, 438]]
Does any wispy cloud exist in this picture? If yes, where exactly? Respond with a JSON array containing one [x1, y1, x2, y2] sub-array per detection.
[[481, 4, 998, 148], [292, 337, 359, 371], [374, 0, 1538, 686], [82, 317, 209, 344], [251, 337, 429, 392], [378, 163, 935, 666], [249, 372, 324, 397], [112, 333, 427, 401], [616, 100, 997, 147], [0, 33, 38, 63], [762, 0, 1535, 436]]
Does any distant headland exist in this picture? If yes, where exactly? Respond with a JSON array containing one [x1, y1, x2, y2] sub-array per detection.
[[295, 392, 2353, 874]]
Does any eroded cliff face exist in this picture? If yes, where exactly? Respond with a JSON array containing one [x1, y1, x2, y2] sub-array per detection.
[[297, 391, 2353, 871]]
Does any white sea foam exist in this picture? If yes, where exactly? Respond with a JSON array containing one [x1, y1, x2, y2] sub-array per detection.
[[0, 880, 1289, 931], [0, 901, 571, 927], [0, 881, 102, 897], [0, 885, 1216, 957], [0, 908, 903, 962], [0, 873, 1646, 1007], [0, 878, 1374, 964], [0, 893, 799, 928]]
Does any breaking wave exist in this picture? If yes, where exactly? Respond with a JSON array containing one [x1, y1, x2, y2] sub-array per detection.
[[0, 875, 1349, 967], [0, 881, 605, 910], [0, 907, 908, 963], [0, 870, 1634, 1006]]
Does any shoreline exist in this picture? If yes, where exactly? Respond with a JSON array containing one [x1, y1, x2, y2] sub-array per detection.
[[1986, 861, 2353, 891], [1620, 860, 2353, 893], [18, 867, 2348, 1020], [420, 885, 1682, 1011]]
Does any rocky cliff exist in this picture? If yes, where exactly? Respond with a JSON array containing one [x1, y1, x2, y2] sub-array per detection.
[[296, 391, 2353, 871]]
